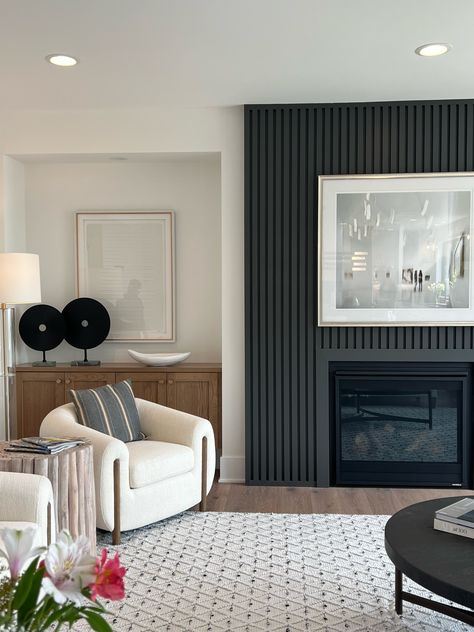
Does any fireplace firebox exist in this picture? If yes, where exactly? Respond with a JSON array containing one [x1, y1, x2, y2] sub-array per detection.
[[331, 363, 471, 487]]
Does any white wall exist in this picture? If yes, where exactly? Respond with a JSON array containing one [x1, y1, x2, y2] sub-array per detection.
[[0, 106, 245, 482], [2, 157, 26, 252], [22, 156, 221, 363]]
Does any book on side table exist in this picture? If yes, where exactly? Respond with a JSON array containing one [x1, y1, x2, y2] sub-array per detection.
[[434, 497, 474, 540], [6, 436, 85, 454]]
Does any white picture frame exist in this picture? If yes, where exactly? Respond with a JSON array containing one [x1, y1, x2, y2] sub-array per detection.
[[318, 172, 474, 327], [76, 211, 175, 341]]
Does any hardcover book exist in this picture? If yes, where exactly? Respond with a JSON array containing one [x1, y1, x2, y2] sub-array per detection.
[[436, 498, 474, 529]]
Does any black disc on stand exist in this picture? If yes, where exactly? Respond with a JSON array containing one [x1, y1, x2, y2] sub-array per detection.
[[19, 305, 66, 366], [62, 298, 110, 366]]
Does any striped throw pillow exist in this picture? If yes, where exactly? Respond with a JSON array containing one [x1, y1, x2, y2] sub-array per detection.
[[69, 380, 142, 443]]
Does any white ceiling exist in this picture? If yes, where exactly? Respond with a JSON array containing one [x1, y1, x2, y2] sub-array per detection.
[[0, 0, 473, 110]]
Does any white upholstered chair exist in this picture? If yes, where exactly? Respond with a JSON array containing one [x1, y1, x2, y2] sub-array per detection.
[[0, 472, 54, 546], [40, 398, 215, 544]]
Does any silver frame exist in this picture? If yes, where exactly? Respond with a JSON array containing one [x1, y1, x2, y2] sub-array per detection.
[[318, 172, 474, 327]]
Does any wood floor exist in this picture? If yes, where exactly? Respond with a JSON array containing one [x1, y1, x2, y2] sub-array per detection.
[[206, 480, 474, 515]]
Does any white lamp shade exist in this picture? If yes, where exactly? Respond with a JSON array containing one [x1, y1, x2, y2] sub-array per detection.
[[0, 253, 41, 305]]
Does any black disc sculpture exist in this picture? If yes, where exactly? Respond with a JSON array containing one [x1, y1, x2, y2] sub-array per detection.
[[62, 298, 110, 366], [19, 305, 66, 367]]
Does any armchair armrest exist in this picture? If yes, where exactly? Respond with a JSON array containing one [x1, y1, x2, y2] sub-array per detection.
[[136, 398, 211, 446], [136, 398, 216, 493], [0, 472, 53, 545], [41, 403, 129, 531]]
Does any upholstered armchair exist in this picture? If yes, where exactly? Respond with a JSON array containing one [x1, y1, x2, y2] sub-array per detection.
[[40, 398, 215, 544], [0, 472, 54, 546]]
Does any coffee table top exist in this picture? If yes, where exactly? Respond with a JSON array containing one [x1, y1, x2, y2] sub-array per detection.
[[385, 497, 474, 609]]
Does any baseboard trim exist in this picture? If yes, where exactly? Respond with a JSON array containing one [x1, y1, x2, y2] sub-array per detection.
[[219, 456, 245, 484]]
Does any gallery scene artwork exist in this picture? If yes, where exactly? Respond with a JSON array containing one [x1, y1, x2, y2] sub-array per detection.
[[318, 173, 473, 326]]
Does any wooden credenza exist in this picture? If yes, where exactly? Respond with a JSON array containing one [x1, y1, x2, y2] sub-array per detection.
[[15, 363, 222, 448]]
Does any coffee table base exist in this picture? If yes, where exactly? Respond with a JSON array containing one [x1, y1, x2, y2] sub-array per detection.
[[395, 568, 474, 626]]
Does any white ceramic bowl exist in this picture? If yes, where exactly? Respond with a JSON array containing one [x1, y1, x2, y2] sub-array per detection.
[[127, 349, 191, 367]]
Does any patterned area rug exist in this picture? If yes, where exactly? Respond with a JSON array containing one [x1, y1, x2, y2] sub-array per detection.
[[95, 512, 469, 632]]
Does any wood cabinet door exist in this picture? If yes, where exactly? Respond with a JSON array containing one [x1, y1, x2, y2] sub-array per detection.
[[119, 372, 167, 405], [166, 372, 220, 447], [16, 372, 65, 438], [64, 372, 116, 403]]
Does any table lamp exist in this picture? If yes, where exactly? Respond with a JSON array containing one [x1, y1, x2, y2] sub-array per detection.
[[0, 253, 41, 440]]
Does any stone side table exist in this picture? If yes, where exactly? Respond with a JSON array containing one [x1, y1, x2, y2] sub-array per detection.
[[0, 442, 96, 552]]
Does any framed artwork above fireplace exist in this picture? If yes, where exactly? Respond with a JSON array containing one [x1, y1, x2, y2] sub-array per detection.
[[318, 172, 474, 326]]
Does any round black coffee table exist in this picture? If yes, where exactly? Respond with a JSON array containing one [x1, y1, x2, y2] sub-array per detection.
[[385, 497, 474, 626]]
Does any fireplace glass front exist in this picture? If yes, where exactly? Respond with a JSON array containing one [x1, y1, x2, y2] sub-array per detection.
[[332, 365, 470, 487]]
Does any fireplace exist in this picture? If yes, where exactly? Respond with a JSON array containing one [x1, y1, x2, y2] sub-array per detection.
[[331, 363, 471, 487]]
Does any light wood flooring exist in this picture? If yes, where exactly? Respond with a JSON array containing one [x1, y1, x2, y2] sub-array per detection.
[[205, 480, 474, 515]]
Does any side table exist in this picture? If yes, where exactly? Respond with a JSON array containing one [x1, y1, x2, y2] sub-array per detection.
[[0, 442, 96, 553]]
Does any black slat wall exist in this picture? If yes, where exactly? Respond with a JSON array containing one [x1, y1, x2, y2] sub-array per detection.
[[245, 100, 474, 485]]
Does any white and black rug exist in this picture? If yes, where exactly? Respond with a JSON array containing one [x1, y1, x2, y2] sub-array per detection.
[[96, 512, 469, 631]]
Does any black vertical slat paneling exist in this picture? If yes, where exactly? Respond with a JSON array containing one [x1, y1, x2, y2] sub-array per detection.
[[245, 99, 474, 485], [266, 109, 275, 481], [274, 108, 283, 482], [290, 109, 299, 481], [244, 107, 251, 480], [258, 110, 268, 482], [432, 105, 440, 171], [466, 105, 474, 171], [307, 106, 316, 483], [251, 110, 260, 480], [282, 109, 291, 482], [298, 109, 308, 482]]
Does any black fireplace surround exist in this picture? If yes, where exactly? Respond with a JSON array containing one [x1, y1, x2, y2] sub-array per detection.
[[330, 363, 471, 488], [246, 100, 474, 485]]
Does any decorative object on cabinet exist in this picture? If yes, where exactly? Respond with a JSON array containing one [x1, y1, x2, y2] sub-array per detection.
[[0, 253, 41, 440], [127, 349, 191, 366], [76, 211, 175, 342], [19, 304, 66, 367], [15, 363, 221, 450], [62, 297, 110, 366], [40, 398, 215, 545], [318, 172, 474, 327]]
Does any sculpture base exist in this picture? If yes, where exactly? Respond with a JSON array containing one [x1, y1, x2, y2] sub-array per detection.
[[70, 360, 101, 366]]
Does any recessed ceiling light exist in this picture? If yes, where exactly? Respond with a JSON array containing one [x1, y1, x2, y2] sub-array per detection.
[[45, 54, 79, 67], [415, 43, 452, 57]]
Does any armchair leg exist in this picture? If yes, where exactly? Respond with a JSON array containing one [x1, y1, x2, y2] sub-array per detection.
[[47, 502, 52, 546], [200, 436, 208, 512], [112, 459, 121, 545]]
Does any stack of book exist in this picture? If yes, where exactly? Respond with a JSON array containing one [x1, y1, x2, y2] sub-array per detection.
[[6, 437, 85, 455], [434, 497, 474, 539]]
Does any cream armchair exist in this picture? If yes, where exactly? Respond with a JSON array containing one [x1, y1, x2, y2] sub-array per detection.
[[40, 398, 215, 544], [0, 472, 54, 546]]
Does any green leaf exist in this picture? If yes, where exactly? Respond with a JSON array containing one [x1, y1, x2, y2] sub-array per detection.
[[17, 565, 45, 625], [85, 610, 113, 632], [11, 557, 40, 611]]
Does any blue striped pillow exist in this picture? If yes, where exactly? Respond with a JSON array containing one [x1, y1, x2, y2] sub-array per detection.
[[69, 380, 142, 443]]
